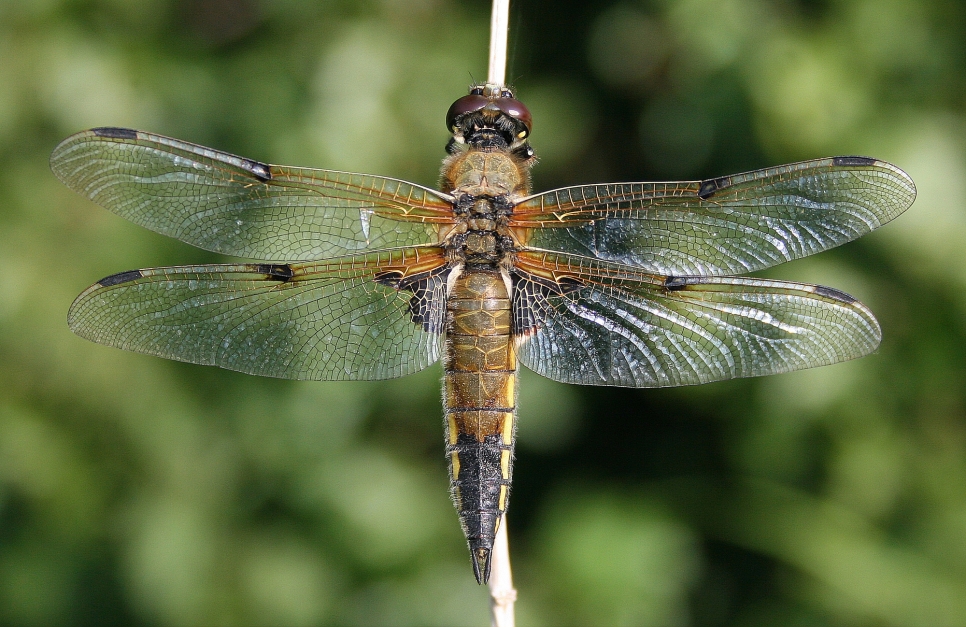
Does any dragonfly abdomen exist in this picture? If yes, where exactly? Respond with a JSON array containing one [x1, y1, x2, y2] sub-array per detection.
[[443, 268, 517, 584]]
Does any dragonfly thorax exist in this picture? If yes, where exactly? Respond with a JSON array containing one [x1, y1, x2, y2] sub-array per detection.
[[443, 194, 516, 266], [440, 147, 530, 267], [441, 149, 531, 195]]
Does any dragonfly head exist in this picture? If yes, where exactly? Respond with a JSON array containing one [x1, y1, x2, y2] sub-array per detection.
[[446, 83, 532, 152]]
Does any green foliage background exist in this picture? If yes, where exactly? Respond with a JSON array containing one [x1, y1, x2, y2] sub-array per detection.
[[1, 0, 964, 625]]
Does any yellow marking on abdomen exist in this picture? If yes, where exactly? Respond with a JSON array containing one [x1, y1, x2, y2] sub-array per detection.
[[447, 414, 458, 445], [501, 412, 513, 442]]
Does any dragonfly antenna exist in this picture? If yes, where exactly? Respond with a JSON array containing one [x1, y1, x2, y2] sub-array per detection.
[[487, 0, 510, 87]]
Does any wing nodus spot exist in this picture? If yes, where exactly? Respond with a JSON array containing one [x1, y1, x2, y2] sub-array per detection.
[[664, 276, 692, 291], [813, 285, 857, 304], [698, 176, 731, 199], [256, 263, 294, 281], [99, 269, 143, 287], [92, 127, 138, 140], [833, 156, 877, 167], [243, 158, 272, 181]]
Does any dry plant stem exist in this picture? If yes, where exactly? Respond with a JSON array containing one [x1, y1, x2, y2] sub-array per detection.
[[487, 3, 515, 626], [489, 515, 517, 627], [487, 0, 510, 86]]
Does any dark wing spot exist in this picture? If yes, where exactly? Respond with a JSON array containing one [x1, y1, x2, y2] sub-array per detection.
[[242, 158, 272, 182], [407, 268, 449, 333], [813, 285, 857, 304], [373, 270, 403, 289], [98, 269, 143, 287], [832, 156, 877, 167], [375, 268, 449, 333], [664, 276, 692, 290], [92, 127, 138, 140], [255, 263, 294, 281], [698, 176, 731, 200]]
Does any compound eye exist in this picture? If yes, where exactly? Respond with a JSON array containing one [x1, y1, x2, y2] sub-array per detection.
[[470, 86, 485, 96], [493, 97, 532, 137], [445, 94, 488, 131]]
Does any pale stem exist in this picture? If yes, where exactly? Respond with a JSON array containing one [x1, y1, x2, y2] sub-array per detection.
[[487, 0, 510, 87], [489, 515, 517, 627], [487, 3, 515, 626]]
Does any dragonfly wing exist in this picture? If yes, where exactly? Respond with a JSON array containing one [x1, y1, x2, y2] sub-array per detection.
[[51, 128, 453, 260], [68, 247, 449, 380], [513, 157, 915, 275], [513, 252, 880, 387]]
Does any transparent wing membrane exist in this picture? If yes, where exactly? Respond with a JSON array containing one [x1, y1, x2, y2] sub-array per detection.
[[50, 128, 454, 261], [67, 248, 448, 380], [513, 157, 915, 276], [54, 128, 909, 390], [514, 252, 881, 387]]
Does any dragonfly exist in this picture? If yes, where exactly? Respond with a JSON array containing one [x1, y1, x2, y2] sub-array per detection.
[[51, 83, 916, 583]]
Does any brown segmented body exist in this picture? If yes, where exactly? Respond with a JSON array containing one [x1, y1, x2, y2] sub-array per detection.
[[443, 270, 516, 580], [440, 147, 530, 582]]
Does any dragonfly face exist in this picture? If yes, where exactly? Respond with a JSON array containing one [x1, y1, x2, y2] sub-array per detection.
[[51, 83, 916, 583]]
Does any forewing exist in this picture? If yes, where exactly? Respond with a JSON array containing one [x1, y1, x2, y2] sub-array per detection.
[[514, 252, 881, 387], [68, 248, 449, 380], [513, 157, 915, 275], [51, 128, 454, 260]]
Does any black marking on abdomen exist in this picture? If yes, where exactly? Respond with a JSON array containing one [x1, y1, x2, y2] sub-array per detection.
[[813, 285, 857, 303], [98, 269, 143, 287], [833, 156, 876, 167], [451, 435, 509, 520], [255, 263, 294, 281], [698, 175, 731, 199], [242, 158, 272, 182], [92, 127, 138, 140]]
